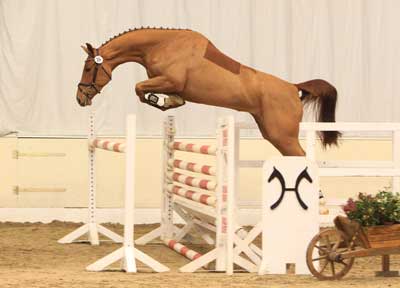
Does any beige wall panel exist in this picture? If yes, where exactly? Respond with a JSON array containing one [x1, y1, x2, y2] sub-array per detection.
[[0, 137, 396, 209], [238, 139, 279, 204], [314, 139, 392, 161], [15, 139, 87, 207], [0, 137, 18, 207], [228, 138, 393, 204], [94, 147, 125, 208], [95, 139, 163, 208], [315, 139, 393, 200]]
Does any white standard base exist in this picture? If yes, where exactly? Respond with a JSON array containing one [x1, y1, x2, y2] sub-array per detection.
[[58, 223, 123, 245], [86, 245, 169, 273]]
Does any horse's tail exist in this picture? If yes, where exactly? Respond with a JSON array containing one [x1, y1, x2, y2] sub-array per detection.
[[295, 79, 341, 147]]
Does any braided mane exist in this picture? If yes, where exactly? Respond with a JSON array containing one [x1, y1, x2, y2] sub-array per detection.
[[101, 27, 191, 46]]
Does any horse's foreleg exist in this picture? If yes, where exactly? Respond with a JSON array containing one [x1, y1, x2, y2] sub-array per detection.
[[135, 76, 185, 110], [164, 95, 185, 109]]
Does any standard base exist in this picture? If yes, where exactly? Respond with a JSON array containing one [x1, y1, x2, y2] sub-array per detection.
[[58, 223, 123, 245], [86, 246, 169, 273]]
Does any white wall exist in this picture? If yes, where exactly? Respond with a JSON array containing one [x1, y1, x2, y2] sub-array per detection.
[[1, 0, 400, 137]]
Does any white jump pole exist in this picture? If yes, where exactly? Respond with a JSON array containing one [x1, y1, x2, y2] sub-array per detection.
[[58, 112, 123, 245], [215, 116, 235, 274], [87, 114, 169, 273]]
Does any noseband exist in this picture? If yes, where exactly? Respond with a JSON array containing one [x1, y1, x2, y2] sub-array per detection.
[[78, 49, 112, 102]]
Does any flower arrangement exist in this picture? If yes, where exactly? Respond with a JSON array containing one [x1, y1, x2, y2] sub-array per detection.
[[342, 189, 400, 227]]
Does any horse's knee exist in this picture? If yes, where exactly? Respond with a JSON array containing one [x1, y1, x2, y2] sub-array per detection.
[[135, 84, 144, 96], [135, 84, 147, 103]]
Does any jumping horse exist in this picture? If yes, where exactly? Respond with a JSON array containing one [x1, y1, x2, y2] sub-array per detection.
[[77, 28, 340, 156]]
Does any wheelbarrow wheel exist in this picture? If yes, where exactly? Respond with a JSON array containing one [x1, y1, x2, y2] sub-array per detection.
[[306, 228, 355, 280]]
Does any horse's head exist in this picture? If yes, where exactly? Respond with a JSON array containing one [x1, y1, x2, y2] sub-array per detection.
[[76, 43, 112, 106]]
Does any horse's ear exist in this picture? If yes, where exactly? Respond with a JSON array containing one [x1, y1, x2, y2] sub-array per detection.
[[83, 43, 95, 56], [81, 45, 90, 55]]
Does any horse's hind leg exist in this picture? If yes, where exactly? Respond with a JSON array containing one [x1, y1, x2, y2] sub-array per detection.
[[252, 113, 269, 139], [272, 135, 305, 156], [252, 112, 305, 157], [268, 123, 306, 156]]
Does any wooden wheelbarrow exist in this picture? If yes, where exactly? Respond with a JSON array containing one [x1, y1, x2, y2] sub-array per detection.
[[306, 216, 400, 280]]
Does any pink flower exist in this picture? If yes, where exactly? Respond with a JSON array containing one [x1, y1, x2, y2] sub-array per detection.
[[343, 198, 356, 213]]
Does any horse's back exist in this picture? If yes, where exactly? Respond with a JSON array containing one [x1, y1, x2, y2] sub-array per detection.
[[147, 30, 268, 112]]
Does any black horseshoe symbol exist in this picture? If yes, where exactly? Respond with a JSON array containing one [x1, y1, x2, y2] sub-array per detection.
[[268, 166, 312, 210]]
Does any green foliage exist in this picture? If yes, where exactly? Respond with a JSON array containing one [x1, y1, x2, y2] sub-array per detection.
[[342, 189, 400, 227]]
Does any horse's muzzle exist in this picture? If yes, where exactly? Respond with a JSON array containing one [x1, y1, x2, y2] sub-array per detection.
[[77, 96, 86, 107], [76, 93, 88, 106], [76, 91, 92, 107]]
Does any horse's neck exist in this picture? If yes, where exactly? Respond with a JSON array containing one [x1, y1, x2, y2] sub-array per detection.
[[100, 30, 174, 70]]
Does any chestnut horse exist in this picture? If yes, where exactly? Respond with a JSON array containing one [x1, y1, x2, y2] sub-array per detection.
[[77, 28, 340, 156]]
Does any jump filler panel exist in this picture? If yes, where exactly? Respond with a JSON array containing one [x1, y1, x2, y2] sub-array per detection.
[[259, 157, 319, 275]]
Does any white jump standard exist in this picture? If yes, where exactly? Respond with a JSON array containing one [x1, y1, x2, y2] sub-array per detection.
[[84, 114, 168, 273], [58, 113, 123, 245], [60, 115, 169, 272], [135, 116, 259, 274]]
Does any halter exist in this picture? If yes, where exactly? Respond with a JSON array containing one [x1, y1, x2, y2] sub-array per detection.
[[78, 49, 112, 102]]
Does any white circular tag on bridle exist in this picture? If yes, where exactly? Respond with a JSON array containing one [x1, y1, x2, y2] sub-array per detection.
[[94, 56, 103, 64]]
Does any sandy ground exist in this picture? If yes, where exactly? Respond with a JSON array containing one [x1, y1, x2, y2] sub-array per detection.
[[0, 222, 398, 288]]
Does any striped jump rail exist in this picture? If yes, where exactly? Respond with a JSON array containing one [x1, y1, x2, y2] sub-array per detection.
[[167, 184, 216, 207], [168, 159, 216, 176], [89, 139, 126, 153], [163, 238, 202, 261], [169, 141, 217, 155], [167, 172, 217, 191]]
